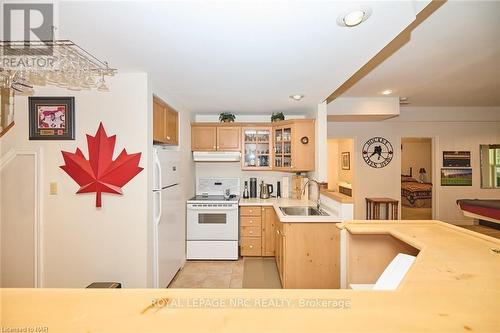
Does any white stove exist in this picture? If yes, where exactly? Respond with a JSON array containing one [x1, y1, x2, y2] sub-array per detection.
[[186, 178, 240, 260]]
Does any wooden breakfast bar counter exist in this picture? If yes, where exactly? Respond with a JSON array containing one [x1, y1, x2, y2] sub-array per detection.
[[2, 221, 499, 332]]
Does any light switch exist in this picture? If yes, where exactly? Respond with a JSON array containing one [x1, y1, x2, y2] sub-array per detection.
[[50, 182, 58, 195]]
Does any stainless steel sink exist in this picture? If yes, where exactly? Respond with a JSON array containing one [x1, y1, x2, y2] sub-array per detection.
[[279, 206, 329, 216]]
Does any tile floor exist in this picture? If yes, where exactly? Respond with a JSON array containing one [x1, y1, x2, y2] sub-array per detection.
[[169, 258, 244, 288]]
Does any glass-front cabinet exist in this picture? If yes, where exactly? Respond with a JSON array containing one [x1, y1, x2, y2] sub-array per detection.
[[273, 120, 315, 172], [242, 127, 272, 170], [274, 125, 292, 169]]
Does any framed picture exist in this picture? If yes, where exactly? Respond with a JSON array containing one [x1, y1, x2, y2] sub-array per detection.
[[341, 152, 350, 170], [29, 97, 75, 140], [441, 168, 472, 186], [443, 151, 471, 167]]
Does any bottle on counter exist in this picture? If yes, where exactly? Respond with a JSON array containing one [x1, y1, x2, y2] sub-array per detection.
[[243, 181, 249, 199]]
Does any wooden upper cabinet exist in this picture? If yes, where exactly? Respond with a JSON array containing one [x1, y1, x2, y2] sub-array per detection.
[[273, 120, 315, 172], [191, 126, 217, 151], [216, 126, 241, 151], [189, 120, 314, 170], [166, 106, 178, 145], [153, 96, 178, 145], [191, 124, 240, 151], [153, 99, 166, 142]]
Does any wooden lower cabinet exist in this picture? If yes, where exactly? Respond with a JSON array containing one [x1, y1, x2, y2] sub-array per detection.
[[240, 205, 340, 289], [275, 222, 340, 289], [240, 206, 262, 257], [240, 206, 276, 257], [240, 237, 262, 256], [261, 207, 277, 256]]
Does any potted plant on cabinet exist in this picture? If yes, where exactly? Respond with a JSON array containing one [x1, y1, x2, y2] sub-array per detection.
[[271, 112, 285, 122], [219, 112, 236, 123]]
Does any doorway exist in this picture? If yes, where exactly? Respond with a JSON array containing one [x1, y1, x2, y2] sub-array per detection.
[[401, 138, 433, 220], [327, 138, 354, 196]]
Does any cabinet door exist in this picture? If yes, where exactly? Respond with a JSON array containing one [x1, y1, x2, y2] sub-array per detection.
[[191, 126, 217, 151], [275, 222, 283, 286], [153, 100, 166, 143], [217, 127, 241, 151], [165, 107, 178, 145], [262, 207, 276, 256], [290, 121, 315, 172], [279, 224, 286, 287]]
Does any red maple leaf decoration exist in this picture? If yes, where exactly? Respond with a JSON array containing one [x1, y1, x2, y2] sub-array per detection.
[[60, 122, 143, 207]]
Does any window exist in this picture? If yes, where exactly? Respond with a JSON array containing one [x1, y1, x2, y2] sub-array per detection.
[[480, 145, 500, 189]]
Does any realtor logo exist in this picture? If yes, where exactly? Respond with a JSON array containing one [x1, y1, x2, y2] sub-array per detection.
[[2, 3, 54, 55]]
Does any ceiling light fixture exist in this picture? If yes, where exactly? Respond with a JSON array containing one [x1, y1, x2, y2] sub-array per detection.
[[289, 94, 304, 101], [343, 10, 365, 27], [337, 7, 372, 27], [381, 89, 393, 95]]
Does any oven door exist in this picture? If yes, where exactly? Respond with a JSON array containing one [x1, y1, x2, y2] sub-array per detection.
[[187, 204, 239, 240]]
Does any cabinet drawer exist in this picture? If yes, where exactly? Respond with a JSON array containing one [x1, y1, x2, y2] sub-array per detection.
[[240, 216, 261, 227], [241, 226, 261, 237], [240, 237, 261, 256], [240, 206, 261, 216]]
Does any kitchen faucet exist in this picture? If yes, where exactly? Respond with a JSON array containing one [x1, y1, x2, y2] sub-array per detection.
[[301, 179, 322, 210]]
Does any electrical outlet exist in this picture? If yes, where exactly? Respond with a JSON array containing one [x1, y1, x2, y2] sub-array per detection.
[[49, 182, 58, 195]]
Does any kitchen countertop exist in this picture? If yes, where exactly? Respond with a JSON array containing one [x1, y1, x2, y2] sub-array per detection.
[[3, 220, 499, 332], [239, 197, 341, 222], [319, 189, 354, 204]]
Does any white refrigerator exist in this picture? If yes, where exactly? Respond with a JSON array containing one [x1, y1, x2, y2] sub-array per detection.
[[152, 147, 184, 288]]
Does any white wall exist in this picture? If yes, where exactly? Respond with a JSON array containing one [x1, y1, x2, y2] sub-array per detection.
[[328, 106, 500, 224], [308, 102, 328, 182], [0, 73, 151, 287], [327, 97, 400, 120]]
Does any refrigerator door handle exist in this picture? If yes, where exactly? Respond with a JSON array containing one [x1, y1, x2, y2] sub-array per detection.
[[153, 148, 162, 190], [154, 190, 162, 225]]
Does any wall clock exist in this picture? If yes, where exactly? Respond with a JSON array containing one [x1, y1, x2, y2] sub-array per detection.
[[362, 137, 394, 168]]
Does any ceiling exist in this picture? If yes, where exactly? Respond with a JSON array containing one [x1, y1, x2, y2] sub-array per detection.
[[341, 1, 500, 106], [57, 1, 425, 114]]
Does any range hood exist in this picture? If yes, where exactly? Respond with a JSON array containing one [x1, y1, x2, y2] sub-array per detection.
[[193, 151, 241, 162]]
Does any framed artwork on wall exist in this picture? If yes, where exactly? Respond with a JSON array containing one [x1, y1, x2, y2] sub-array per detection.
[[29, 97, 75, 140], [442, 151, 471, 167], [441, 168, 472, 186], [341, 152, 350, 170]]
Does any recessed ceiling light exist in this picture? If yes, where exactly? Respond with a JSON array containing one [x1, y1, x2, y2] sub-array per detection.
[[343, 10, 365, 27], [337, 8, 372, 27], [381, 89, 393, 95], [289, 94, 304, 101], [399, 97, 410, 105]]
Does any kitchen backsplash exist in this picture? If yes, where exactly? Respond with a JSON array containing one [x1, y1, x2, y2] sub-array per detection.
[[194, 162, 292, 195]]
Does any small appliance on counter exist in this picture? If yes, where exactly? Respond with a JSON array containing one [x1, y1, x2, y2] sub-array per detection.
[[259, 181, 274, 199], [249, 177, 257, 198]]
